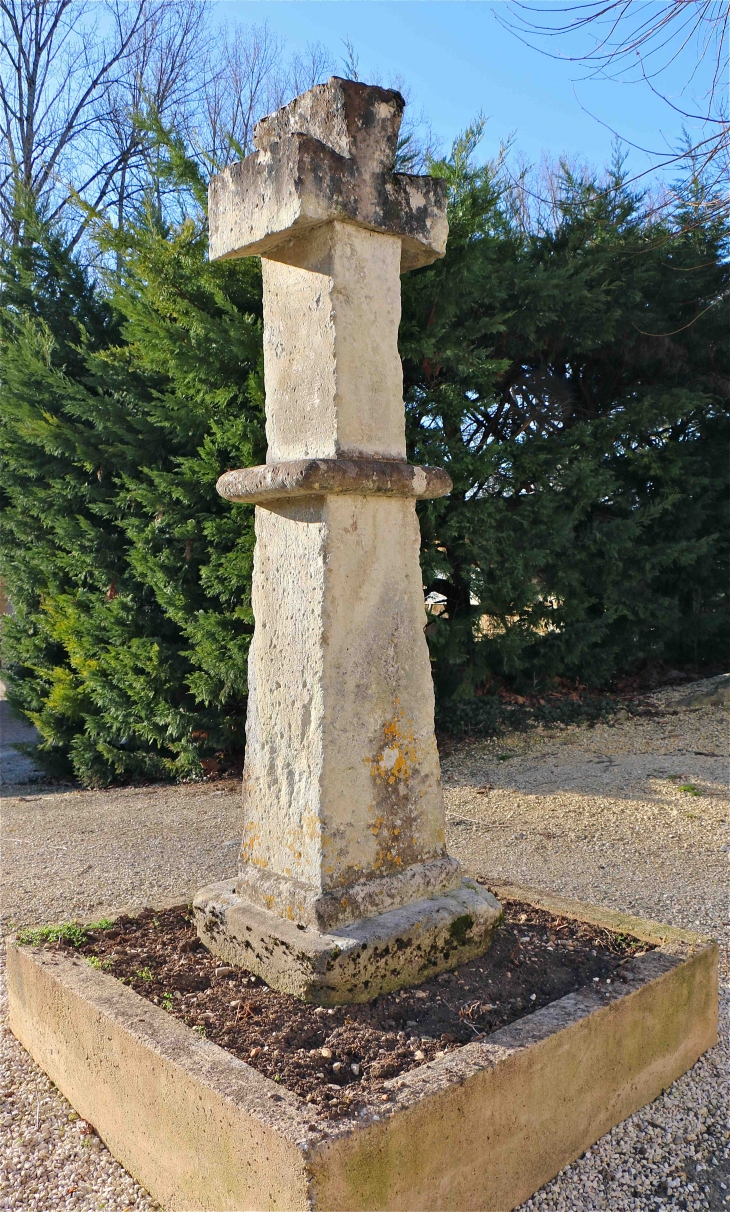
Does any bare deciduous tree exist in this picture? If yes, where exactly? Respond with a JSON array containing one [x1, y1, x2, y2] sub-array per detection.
[[197, 21, 286, 170], [1, 0, 137, 239], [500, 1, 729, 191], [100, 0, 210, 238], [0, 0, 216, 245], [0, 7, 434, 248], [286, 40, 336, 100]]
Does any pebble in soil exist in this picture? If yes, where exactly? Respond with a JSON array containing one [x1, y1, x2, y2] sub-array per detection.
[[21, 897, 651, 1122]]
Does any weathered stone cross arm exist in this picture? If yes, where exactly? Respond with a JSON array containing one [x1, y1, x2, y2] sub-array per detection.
[[209, 77, 448, 273]]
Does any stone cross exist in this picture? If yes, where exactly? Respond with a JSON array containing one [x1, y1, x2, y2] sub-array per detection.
[[195, 78, 500, 1003]]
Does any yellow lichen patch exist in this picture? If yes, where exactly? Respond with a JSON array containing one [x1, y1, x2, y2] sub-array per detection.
[[240, 821, 261, 861], [302, 809, 320, 841], [361, 710, 443, 878], [369, 711, 419, 785]]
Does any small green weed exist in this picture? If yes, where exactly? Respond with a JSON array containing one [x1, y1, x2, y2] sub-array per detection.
[[16, 917, 115, 949], [193, 1024, 207, 1037], [86, 956, 102, 969], [497, 753, 513, 762], [134, 967, 154, 981], [88, 918, 115, 931], [16, 922, 88, 948], [679, 784, 700, 796], [160, 992, 173, 1011]]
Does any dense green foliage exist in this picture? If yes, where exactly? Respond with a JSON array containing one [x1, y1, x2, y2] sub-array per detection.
[[404, 140, 729, 706], [0, 194, 264, 783], [1, 138, 727, 784]]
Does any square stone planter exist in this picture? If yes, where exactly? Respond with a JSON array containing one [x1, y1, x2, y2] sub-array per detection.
[[6, 884, 718, 1212]]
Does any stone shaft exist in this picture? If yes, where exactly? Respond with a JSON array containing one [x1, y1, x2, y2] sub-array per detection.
[[241, 493, 454, 930], [262, 223, 405, 462]]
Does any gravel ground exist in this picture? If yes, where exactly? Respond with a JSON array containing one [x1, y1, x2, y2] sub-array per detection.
[[1, 781, 243, 932], [1, 679, 728, 1211], [442, 689, 728, 937]]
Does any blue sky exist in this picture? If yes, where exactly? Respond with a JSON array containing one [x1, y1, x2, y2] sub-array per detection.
[[212, 1, 710, 185]]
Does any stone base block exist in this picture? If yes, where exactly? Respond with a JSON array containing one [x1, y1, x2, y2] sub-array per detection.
[[193, 878, 502, 1004], [6, 886, 718, 1212]]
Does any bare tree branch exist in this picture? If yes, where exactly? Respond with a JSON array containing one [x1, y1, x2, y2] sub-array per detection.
[[195, 21, 287, 172], [499, 1, 729, 201]]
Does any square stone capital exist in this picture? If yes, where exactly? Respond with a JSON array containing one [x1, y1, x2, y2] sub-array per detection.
[[209, 77, 448, 272]]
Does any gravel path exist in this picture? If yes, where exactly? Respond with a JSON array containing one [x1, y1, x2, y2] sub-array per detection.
[[0, 696, 43, 787], [1, 781, 243, 932], [442, 692, 727, 939], [1, 681, 728, 1210]]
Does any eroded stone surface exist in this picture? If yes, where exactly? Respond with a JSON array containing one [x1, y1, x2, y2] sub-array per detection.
[[194, 877, 503, 1003], [208, 78, 448, 271], [261, 224, 406, 462], [240, 495, 448, 927]]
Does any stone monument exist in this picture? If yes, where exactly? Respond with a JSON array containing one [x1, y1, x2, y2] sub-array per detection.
[[194, 78, 501, 1003]]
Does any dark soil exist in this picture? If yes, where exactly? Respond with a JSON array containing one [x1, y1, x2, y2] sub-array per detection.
[[59, 894, 653, 1120]]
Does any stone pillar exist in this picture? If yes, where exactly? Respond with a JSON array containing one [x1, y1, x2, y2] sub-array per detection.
[[195, 78, 501, 1003]]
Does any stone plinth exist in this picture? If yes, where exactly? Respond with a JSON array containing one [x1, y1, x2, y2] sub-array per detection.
[[195, 877, 501, 1005], [197, 77, 502, 997]]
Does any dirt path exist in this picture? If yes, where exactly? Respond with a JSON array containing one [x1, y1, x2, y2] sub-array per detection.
[[1, 780, 243, 932], [1, 680, 728, 1211], [442, 690, 728, 941]]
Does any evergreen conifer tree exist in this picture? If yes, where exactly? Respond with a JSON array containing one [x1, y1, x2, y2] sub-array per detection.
[[402, 141, 729, 707], [0, 184, 264, 784]]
